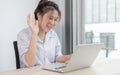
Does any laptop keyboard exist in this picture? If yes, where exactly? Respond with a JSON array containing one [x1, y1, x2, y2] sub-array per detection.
[[54, 63, 66, 71], [54, 63, 66, 69]]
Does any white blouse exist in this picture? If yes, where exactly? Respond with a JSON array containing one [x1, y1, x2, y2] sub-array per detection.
[[17, 27, 62, 68]]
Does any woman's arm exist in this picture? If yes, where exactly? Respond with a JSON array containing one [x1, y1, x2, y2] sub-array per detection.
[[25, 34, 37, 67], [25, 14, 39, 67]]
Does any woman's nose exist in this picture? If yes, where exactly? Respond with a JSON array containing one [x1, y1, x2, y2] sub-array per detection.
[[50, 20, 55, 25]]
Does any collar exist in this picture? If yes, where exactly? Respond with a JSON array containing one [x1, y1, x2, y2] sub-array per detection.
[[37, 29, 56, 43]]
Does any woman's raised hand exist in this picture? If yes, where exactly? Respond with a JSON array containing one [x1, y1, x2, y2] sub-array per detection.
[[27, 13, 39, 36]]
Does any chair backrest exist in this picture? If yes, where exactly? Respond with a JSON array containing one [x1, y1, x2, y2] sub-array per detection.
[[13, 41, 20, 69]]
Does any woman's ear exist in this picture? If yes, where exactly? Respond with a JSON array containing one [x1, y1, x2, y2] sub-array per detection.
[[37, 13, 42, 20]]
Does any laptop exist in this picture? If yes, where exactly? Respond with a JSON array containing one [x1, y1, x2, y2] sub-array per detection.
[[42, 43, 103, 73]]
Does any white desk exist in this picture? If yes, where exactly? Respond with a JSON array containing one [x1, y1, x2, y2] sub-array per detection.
[[0, 58, 120, 75]]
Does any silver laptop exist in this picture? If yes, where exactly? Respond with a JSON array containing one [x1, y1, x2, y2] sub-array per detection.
[[42, 43, 103, 73]]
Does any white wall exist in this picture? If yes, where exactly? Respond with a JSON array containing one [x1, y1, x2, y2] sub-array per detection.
[[0, 0, 38, 72], [0, 0, 65, 72]]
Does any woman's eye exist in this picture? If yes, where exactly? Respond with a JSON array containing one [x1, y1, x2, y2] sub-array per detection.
[[49, 17, 58, 22], [49, 17, 53, 20], [54, 19, 57, 22]]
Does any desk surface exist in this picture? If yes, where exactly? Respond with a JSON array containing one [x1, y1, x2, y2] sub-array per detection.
[[0, 58, 120, 75]]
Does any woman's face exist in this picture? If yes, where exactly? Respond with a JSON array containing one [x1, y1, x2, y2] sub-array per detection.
[[37, 10, 59, 32]]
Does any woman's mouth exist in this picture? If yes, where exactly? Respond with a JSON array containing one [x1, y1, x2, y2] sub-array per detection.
[[47, 25, 52, 30]]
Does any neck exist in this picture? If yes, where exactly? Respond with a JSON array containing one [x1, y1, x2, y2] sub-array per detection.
[[38, 29, 46, 42]]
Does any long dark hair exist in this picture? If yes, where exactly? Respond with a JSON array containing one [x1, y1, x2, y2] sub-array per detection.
[[34, 0, 61, 20]]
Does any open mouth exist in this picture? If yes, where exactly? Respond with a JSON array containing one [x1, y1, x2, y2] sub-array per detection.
[[47, 24, 52, 30]]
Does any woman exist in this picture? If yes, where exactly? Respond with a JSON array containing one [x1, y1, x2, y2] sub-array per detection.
[[17, 0, 71, 68]]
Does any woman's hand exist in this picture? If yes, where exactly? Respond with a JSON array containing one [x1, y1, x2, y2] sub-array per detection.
[[27, 13, 39, 36], [57, 54, 72, 63]]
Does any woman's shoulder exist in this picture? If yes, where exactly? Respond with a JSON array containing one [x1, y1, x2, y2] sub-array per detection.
[[17, 27, 32, 38], [49, 29, 58, 37]]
